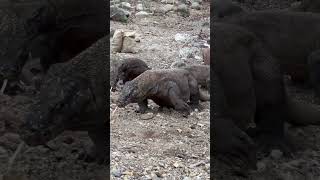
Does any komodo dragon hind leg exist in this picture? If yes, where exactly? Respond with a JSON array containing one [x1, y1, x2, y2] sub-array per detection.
[[167, 81, 191, 117], [187, 74, 201, 110]]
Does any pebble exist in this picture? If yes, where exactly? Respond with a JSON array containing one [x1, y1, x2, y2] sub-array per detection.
[[161, 0, 176, 4], [135, 11, 150, 18], [257, 161, 267, 171], [174, 33, 190, 42], [120, 2, 132, 10], [177, 4, 190, 17], [111, 168, 122, 177], [110, 6, 129, 22], [161, 4, 174, 13], [136, 4, 144, 11], [191, 2, 201, 10], [270, 149, 283, 160], [140, 112, 154, 120]]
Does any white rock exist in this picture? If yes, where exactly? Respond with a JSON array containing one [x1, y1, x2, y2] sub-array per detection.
[[161, 4, 174, 13], [135, 11, 150, 18], [174, 33, 190, 42], [136, 3, 144, 11], [120, 2, 132, 10]]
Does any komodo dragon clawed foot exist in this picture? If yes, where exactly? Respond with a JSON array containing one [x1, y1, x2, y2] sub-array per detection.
[[214, 118, 257, 177]]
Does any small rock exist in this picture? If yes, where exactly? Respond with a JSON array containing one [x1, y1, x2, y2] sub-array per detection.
[[173, 161, 181, 168], [111, 168, 122, 177], [256, 161, 266, 171], [135, 11, 150, 18], [110, 6, 129, 22], [155, 171, 164, 178], [161, 0, 176, 4], [120, 2, 132, 10], [177, 4, 190, 17], [140, 112, 154, 120], [270, 149, 283, 160], [174, 33, 190, 42], [193, 0, 202, 4], [191, 2, 201, 10], [161, 4, 174, 13], [136, 4, 144, 11], [183, 177, 191, 180], [179, 47, 197, 59], [177, 129, 182, 133]]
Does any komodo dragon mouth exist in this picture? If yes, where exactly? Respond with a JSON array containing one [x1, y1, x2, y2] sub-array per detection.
[[19, 74, 92, 146]]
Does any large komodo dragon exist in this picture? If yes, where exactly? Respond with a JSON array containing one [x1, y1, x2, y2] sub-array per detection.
[[14, 0, 107, 73], [18, 35, 109, 163], [217, 10, 320, 97], [212, 22, 320, 178], [117, 69, 201, 116]]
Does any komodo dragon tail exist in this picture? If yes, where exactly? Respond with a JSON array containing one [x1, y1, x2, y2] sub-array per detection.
[[286, 96, 320, 126], [213, 0, 246, 18]]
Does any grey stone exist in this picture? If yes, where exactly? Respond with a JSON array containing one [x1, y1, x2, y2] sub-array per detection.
[[270, 149, 283, 160], [191, 2, 201, 10], [110, 6, 129, 22], [136, 4, 144, 11], [177, 4, 190, 17], [161, 4, 174, 13], [120, 2, 132, 10], [135, 11, 150, 18]]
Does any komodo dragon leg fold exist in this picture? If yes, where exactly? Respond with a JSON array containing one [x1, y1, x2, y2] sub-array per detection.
[[187, 74, 201, 110], [167, 81, 191, 116]]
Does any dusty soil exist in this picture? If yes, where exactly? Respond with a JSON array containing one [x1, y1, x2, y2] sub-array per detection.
[[110, 0, 210, 179], [214, 1, 320, 179]]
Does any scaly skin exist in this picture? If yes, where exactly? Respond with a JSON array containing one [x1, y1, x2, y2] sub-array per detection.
[[19, 35, 109, 164], [218, 10, 320, 96], [117, 69, 201, 116]]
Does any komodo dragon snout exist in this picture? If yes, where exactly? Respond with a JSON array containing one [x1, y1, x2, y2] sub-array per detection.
[[117, 81, 140, 108], [19, 75, 92, 146]]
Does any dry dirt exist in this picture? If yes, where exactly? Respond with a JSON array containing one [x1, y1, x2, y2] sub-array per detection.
[[110, 1, 210, 179]]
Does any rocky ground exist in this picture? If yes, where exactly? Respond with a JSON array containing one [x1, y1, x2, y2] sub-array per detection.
[[212, 1, 320, 179], [110, 0, 210, 179]]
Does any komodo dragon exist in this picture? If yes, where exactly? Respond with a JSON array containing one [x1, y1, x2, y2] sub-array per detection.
[[170, 63, 210, 101], [216, 10, 320, 97], [14, 0, 107, 73], [212, 22, 320, 178], [117, 69, 201, 116], [111, 58, 151, 92], [18, 35, 109, 164]]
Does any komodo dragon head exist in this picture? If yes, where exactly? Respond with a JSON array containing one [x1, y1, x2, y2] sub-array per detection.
[[19, 71, 92, 146], [117, 81, 142, 108]]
